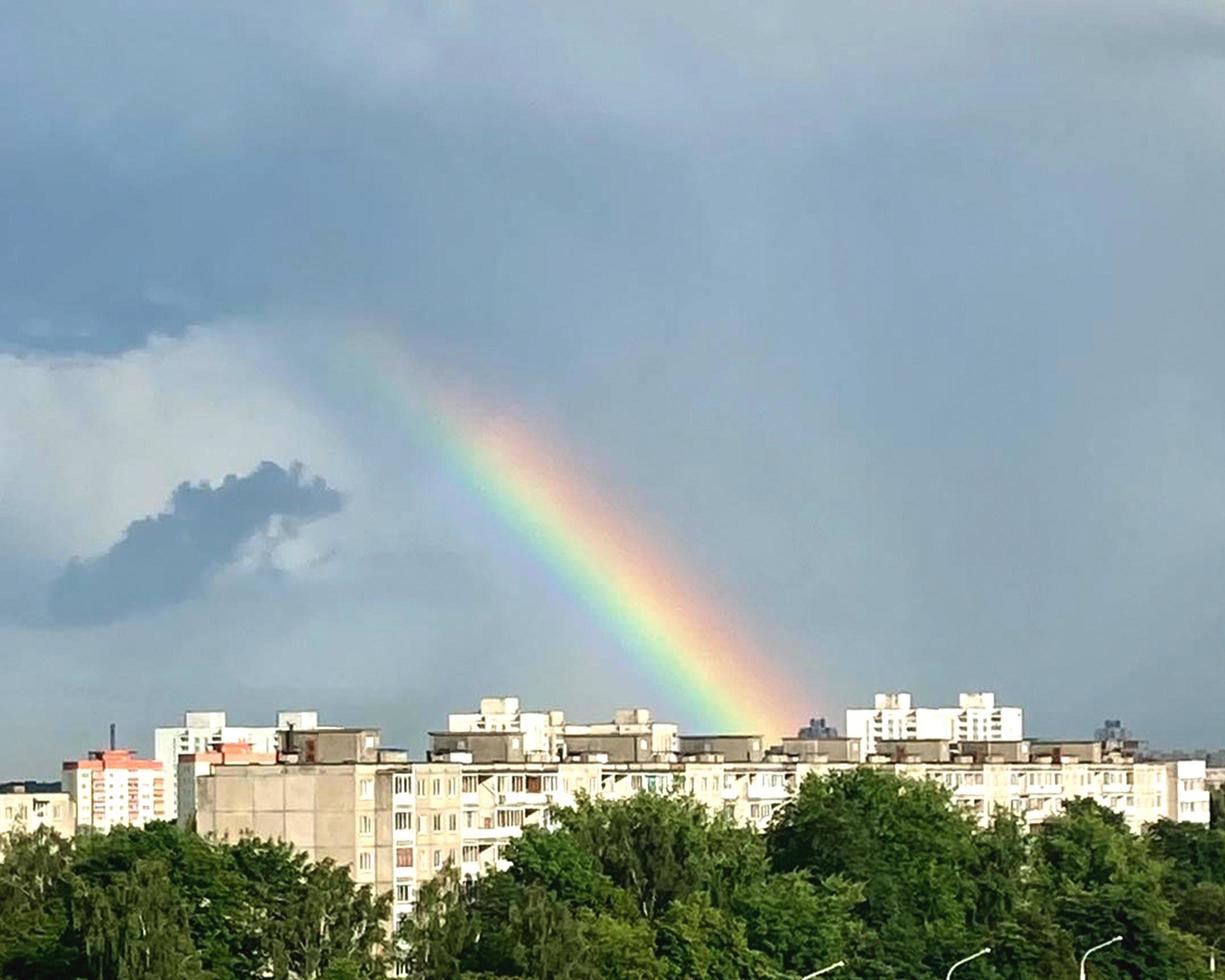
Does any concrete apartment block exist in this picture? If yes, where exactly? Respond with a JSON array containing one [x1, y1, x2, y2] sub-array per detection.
[[0, 785, 75, 847], [184, 693, 1210, 930]]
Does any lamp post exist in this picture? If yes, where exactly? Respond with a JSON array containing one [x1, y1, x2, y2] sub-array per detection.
[[1078, 935, 1123, 980], [800, 962, 845, 979], [945, 946, 991, 979]]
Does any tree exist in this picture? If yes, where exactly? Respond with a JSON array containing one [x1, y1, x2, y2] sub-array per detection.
[[0, 823, 392, 980], [393, 866, 473, 979], [766, 769, 987, 972], [653, 893, 768, 980], [66, 856, 207, 980], [1146, 820, 1225, 889], [548, 793, 746, 919], [1031, 800, 1211, 979], [1174, 882, 1225, 954], [733, 872, 864, 976], [0, 827, 79, 978]]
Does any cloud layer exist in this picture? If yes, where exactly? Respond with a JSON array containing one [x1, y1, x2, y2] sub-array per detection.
[[48, 462, 342, 626], [4, 1, 1225, 775]]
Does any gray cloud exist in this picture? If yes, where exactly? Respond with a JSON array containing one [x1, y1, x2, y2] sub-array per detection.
[[48, 462, 342, 626], [4, 0, 1225, 776]]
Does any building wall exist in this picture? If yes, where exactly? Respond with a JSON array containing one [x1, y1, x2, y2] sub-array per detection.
[[63, 750, 166, 833], [0, 790, 74, 846], [846, 692, 1024, 759], [195, 761, 463, 931], [154, 715, 280, 820], [193, 745, 1208, 934]]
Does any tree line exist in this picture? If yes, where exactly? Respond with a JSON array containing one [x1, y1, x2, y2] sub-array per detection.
[[2, 769, 1225, 978]]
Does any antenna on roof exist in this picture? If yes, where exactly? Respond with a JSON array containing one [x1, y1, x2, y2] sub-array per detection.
[[109, 722, 116, 751]]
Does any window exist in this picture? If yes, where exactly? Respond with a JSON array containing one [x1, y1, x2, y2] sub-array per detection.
[[447, 778, 458, 796], [433, 849, 443, 870], [359, 815, 373, 835], [448, 814, 458, 832], [417, 815, 425, 833], [395, 810, 410, 831], [394, 774, 412, 796], [432, 814, 442, 832], [396, 848, 413, 868], [396, 884, 413, 903], [432, 778, 441, 796], [462, 775, 478, 793], [359, 779, 374, 800], [465, 810, 475, 828], [462, 845, 480, 863], [512, 775, 525, 793], [496, 808, 524, 828], [358, 851, 373, 871]]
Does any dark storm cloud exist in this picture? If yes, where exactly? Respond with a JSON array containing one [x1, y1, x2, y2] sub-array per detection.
[[48, 462, 342, 626], [3, 0, 1225, 778]]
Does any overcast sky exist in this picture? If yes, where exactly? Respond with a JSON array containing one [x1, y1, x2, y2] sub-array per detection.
[[4, 1, 1225, 777]]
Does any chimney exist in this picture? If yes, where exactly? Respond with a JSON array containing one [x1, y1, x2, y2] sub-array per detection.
[[109, 722, 116, 751]]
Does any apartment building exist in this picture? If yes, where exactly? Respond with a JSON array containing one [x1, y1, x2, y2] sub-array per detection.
[[177, 741, 279, 826], [154, 709, 321, 819], [0, 783, 75, 846], [195, 761, 463, 929], [845, 691, 1023, 759], [184, 695, 1209, 924], [438, 696, 680, 762], [62, 749, 166, 832]]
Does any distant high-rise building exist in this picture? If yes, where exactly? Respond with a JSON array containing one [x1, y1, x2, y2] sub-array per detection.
[[62, 749, 166, 833], [797, 717, 839, 739], [845, 692, 1023, 760]]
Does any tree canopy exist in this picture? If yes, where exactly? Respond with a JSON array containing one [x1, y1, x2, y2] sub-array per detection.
[[4, 772, 1224, 978], [0, 823, 390, 979]]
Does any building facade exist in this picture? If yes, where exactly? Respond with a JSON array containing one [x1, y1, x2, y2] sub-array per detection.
[[194, 758, 463, 930], [0, 784, 74, 846], [62, 749, 166, 833], [154, 709, 321, 820], [183, 695, 1209, 933], [845, 691, 1024, 759]]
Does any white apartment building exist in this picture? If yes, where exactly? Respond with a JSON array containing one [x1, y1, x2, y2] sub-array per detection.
[[0, 785, 75, 845], [185, 696, 1208, 927], [845, 692, 1023, 760], [191, 746, 1209, 923], [154, 709, 320, 819], [62, 749, 167, 833], [444, 696, 680, 761]]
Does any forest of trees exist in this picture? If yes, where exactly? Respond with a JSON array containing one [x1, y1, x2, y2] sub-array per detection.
[[2, 769, 1225, 978]]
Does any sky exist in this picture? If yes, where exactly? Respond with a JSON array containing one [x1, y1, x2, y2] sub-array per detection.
[[4, 0, 1225, 778]]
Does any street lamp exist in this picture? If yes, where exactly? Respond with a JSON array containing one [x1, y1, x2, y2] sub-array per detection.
[[1078, 935, 1123, 980], [800, 962, 845, 979], [945, 947, 991, 979]]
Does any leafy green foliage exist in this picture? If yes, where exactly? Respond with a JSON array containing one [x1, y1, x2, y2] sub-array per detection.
[[7, 775, 1225, 978], [0, 822, 390, 979]]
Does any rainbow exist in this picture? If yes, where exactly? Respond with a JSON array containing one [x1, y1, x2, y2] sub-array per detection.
[[341, 330, 813, 739]]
